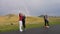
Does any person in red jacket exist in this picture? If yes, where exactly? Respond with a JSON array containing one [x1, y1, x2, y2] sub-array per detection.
[[19, 13, 23, 32]]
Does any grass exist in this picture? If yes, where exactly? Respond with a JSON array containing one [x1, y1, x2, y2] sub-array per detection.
[[0, 25, 17, 32], [0, 15, 60, 32], [0, 22, 60, 32], [0, 22, 43, 32]]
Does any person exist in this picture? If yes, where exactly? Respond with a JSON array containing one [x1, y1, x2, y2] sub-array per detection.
[[22, 14, 26, 31], [19, 13, 23, 32], [44, 15, 49, 28]]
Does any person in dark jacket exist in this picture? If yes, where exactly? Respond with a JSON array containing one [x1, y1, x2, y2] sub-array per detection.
[[44, 15, 49, 28], [22, 15, 26, 31]]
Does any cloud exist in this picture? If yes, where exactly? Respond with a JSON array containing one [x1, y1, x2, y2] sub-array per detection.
[[0, 0, 60, 16]]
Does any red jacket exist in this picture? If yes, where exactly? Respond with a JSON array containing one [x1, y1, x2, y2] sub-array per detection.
[[19, 14, 23, 21]]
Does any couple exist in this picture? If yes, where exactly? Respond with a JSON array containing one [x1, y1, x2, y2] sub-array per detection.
[[19, 13, 26, 32]]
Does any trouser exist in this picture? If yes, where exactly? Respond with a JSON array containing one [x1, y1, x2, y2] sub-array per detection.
[[22, 20, 26, 29], [19, 21, 23, 32], [45, 20, 49, 26]]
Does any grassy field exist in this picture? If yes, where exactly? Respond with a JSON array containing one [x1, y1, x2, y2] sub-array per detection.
[[0, 15, 60, 32]]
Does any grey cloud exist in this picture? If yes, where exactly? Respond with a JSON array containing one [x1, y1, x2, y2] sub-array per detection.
[[0, 0, 60, 16]]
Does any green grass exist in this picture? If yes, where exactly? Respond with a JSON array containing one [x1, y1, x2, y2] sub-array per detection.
[[26, 23, 44, 29], [0, 16, 60, 32], [0, 22, 43, 32], [0, 24, 19, 32], [50, 22, 60, 26], [0, 22, 60, 32]]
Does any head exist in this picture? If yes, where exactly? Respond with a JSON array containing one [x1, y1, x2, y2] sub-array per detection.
[[19, 13, 23, 16], [19, 13, 25, 16]]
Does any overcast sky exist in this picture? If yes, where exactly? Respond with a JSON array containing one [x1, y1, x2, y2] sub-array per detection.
[[0, 0, 60, 16]]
